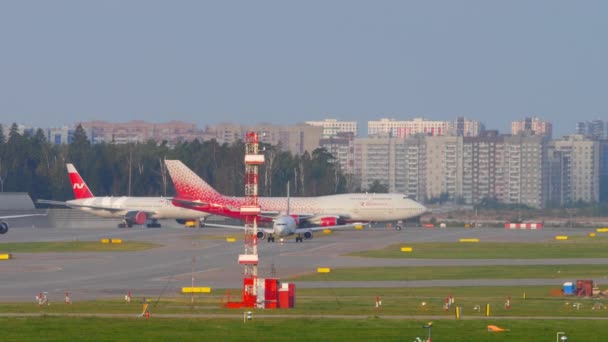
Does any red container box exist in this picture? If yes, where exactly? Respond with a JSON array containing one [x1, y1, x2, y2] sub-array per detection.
[[265, 278, 278, 301], [288, 283, 296, 308], [278, 290, 290, 309]]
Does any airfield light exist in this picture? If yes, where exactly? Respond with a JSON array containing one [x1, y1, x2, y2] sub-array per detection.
[[556, 331, 568, 342]]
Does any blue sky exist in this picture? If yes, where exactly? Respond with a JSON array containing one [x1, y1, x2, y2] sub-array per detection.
[[1, 1, 606, 137]]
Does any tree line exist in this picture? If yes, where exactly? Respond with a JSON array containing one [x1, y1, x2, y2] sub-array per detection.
[[0, 123, 356, 202]]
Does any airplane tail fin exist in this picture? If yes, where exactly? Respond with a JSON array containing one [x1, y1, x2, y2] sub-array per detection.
[[66, 163, 94, 199], [164, 160, 222, 200]]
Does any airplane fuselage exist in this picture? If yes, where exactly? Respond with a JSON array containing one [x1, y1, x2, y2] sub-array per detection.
[[67, 197, 208, 220], [175, 193, 427, 223]]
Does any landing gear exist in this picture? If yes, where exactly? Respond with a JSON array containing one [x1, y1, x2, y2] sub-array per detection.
[[396, 220, 403, 231], [198, 218, 206, 228], [295, 235, 303, 243], [146, 219, 162, 228], [267, 235, 275, 243], [118, 221, 132, 229]]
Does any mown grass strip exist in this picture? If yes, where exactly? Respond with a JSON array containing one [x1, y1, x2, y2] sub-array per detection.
[[0, 241, 161, 253], [291, 265, 608, 282], [1, 316, 607, 341], [347, 241, 608, 259]]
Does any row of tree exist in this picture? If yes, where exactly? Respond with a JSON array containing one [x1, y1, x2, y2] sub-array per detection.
[[0, 123, 360, 202]]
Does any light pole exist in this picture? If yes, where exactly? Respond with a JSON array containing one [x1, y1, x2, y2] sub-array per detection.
[[423, 322, 433, 342], [556, 331, 568, 342]]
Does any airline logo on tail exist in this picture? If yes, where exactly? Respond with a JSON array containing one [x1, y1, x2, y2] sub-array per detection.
[[67, 163, 94, 199]]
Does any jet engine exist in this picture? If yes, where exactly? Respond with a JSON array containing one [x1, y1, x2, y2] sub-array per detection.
[[256, 231, 266, 240], [315, 216, 346, 227], [124, 211, 147, 226], [302, 229, 313, 240], [0, 222, 8, 234]]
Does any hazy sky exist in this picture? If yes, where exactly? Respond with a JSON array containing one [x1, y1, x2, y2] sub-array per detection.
[[1, 1, 606, 137]]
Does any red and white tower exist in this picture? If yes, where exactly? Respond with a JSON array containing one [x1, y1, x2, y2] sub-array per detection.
[[238, 132, 265, 307]]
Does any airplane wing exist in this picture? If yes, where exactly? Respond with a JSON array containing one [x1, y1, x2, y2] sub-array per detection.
[[170, 197, 208, 207], [0, 213, 47, 220], [36, 199, 147, 214], [202, 222, 274, 234], [297, 222, 368, 233]]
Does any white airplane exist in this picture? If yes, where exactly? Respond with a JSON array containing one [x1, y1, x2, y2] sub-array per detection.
[[164, 160, 429, 242], [37, 163, 209, 228], [202, 182, 365, 242], [0, 213, 47, 235]]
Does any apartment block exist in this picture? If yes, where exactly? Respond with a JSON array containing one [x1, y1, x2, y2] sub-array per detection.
[[319, 132, 355, 174], [548, 135, 600, 204], [600, 139, 608, 202], [576, 120, 606, 139], [46, 126, 74, 145], [305, 119, 358, 138], [502, 135, 547, 208], [453, 117, 484, 137], [462, 131, 505, 205], [203, 123, 323, 155], [79, 120, 199, 145], [368, 118, 451, 138], [424, 136, 463, 201], [352, 134, 426, 200], [511, 117, 552, 138]]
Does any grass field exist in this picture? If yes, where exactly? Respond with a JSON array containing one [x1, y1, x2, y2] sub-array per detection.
[[2, 286, 608, 318], [2, 316, 607, 341], [0, 241, 161, 253], [2, 286, 608, 340], [346, 240, 608, 259], [290, 264, 608, 282]]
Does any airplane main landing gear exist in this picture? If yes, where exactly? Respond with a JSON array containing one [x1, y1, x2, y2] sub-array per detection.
[[146, 219, 162, 228], [118, 221, 132, 229], [295, 235, 303, 243], [267, 235, 276, 243]]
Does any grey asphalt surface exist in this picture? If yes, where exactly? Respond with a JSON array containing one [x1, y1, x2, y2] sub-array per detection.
[[0, 219, 605, 302]]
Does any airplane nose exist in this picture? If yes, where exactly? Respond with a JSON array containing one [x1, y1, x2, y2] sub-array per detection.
[[418, 203, 429, 215]]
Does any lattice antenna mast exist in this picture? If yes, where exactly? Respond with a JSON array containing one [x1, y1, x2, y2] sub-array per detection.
[[238, 132, 264, 306]]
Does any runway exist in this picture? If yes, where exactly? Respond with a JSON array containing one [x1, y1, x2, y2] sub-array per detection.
[[0, 221, 604, 301]]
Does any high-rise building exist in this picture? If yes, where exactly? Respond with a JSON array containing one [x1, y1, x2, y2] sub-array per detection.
[[319, 132, 355, 174], [203, 123, 323, 155], [46, 126, 74, 145], [511, 117, 552, 138], [576, 120, 606, 139], [368, 118, 451, 138], [424, 136, 463, 201], [79, 120, 200, 145], [548, 135, 600, 204], [305, 119, 358, 138], [453, 117, 484, 137], [352, 134, 426, 199], [502, 135, 547, 208], [599, 139, 608, 202], [462, 131, 505, 205]]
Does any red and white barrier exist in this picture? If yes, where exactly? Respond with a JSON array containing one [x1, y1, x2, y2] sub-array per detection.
[[504, 223, 543, 229]]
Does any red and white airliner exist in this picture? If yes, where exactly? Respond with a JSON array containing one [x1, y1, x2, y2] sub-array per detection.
[[164, 160, 428, 242], [38, 164, 209, 228]]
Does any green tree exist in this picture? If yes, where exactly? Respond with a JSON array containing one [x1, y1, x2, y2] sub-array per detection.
[[367, 180, 389, 193]]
